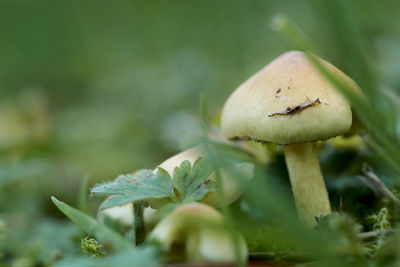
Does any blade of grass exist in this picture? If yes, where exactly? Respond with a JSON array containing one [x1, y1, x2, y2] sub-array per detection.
[[198, 98, 245, 266], [51, 196, 132, 251], [78, 174, 89, 213]]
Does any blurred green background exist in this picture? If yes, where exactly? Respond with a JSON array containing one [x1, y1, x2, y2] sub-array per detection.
[[1, 0, 400, 264]]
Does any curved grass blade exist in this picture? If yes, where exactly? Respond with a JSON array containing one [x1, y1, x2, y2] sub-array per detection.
[[78, 175, 89, 213], [51, 196, 132, 251]]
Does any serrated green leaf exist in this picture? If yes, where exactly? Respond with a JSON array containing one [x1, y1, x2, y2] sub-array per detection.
[[184, 179, 216, 202], [51, 196, 132, 251], [91, 170, 154, 195], [183, 155, 216, 199], [78, 175, 89, 213], [92, 153, 217, 211], [92, 169, 176, 210], [170, 155, 216, 202]]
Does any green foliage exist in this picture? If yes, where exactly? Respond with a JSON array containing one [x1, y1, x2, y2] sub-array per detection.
[[91, 156, 216, 210], [172, 154, 216, 202]]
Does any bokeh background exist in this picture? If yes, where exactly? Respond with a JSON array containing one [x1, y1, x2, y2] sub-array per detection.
[[1, 0, 400, 265]]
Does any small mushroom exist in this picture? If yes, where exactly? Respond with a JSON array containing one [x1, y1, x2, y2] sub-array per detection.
[[149, 202, 247, 264], [221, 51, 361, 226], [158, 146, 254, 207]]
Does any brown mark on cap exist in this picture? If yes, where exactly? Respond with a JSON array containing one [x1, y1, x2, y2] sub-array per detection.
[[268, 98, 322, 117]]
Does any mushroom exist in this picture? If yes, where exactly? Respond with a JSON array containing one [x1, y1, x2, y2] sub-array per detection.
[[149, 202, 247, 264], [221, 51, 360, 226], [158, 146, 254, 207]]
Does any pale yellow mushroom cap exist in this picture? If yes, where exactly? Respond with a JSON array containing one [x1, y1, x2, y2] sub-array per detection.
[[221, 51, 356, 145]]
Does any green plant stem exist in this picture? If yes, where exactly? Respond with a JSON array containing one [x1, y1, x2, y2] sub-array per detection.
[[134, 203, 146, 246], [284, 142, 331, 226], [78, 175, 89, 213]]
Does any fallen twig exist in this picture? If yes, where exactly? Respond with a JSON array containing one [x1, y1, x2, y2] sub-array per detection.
[[357, 229, 394, 240], [357, 163, 400, 207]]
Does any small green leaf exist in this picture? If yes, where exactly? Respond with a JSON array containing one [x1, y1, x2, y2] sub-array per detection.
[[51, 196, 132, 251], [92, 153, 217, 211], [172, 160, 192, 200], [78, 175, 89, 213], [92, 169, 176, 209], [170, 155, 217, 202]]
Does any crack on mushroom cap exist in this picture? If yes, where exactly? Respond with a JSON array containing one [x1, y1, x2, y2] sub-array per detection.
[[268, 98, 325, 117]]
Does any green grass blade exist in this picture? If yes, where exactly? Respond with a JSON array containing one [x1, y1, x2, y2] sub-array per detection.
[[78, 175, 89, 213], [51, 196, 132, 251]]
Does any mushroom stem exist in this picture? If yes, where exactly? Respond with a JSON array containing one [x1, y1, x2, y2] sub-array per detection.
[[284, 142, 331, 226]]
